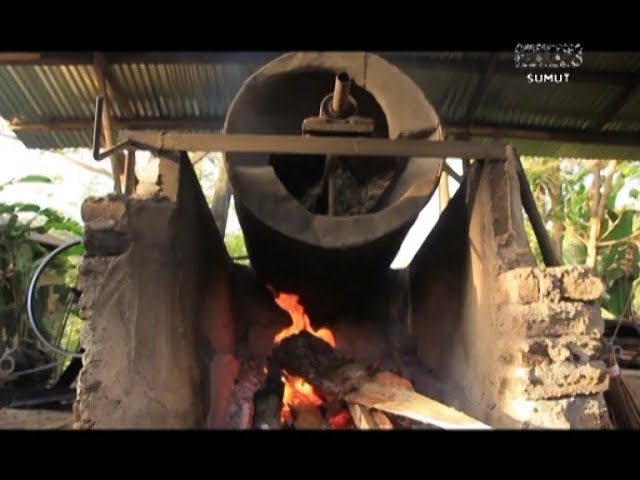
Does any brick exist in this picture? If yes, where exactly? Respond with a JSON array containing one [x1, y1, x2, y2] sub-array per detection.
[[81, 195, 126, 225], [536, 266, 604, 303], [498, 334, 602, 367], [495, 302, 604, 338], [558, 266, 605, 301], [496, 268, 539, 304], [501, 360, 609, 400], [502, 394, 608, 429]]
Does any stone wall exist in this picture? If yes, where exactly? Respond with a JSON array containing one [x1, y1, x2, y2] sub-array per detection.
[[494, 266, 609, 428]]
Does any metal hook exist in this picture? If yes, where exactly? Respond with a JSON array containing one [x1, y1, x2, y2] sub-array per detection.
[[92, 95, 135, 162]]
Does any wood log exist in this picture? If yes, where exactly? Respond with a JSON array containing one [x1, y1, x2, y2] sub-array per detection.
[[345, 381, 490, 430], [348, 403, 393, 430], [271, 331, 374, 402], [272, 331, 491, 430]]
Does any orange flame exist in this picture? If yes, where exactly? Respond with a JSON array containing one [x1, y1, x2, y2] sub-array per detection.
[[273, 293, 335, 347], [273, 292, 335, 424]]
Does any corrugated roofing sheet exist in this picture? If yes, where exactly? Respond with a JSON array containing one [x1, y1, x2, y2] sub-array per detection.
[[0, 52, 638, 159]]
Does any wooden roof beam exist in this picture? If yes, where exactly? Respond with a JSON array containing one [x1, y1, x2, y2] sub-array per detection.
[[9, 117, 225, 132]]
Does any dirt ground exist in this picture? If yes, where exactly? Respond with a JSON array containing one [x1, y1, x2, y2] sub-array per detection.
[[0, 408, 74, 429]]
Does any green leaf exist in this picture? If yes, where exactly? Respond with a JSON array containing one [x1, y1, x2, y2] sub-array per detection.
[[601, 210, 638, 242], [39, 208, 64, 222], [16, 204, 41, 213], [16, 175, 52, 184], [602, 278, 634, 318], [0, 203, 17, 214], [45, 220, 83, 236], [630, 188, 640, 200]]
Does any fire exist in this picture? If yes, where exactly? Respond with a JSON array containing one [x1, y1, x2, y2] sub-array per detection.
[[273, 293, 335, 347], [272, 292, 336, 424]]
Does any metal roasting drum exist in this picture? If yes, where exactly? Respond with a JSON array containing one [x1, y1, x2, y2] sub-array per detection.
[[224, 52, 444, 323]]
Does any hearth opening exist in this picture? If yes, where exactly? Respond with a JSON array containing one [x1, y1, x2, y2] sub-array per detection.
[[204, 174, 480, 430]]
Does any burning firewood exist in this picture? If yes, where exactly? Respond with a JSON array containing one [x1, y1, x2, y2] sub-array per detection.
[[272, 331, 491, 430], [271, 331, 374, 402]]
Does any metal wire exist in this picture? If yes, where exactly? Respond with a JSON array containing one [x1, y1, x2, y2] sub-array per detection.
[[12, 361, 61, 377]]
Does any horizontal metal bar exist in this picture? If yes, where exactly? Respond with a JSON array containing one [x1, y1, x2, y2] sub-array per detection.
[[14, 117, 638, 150], [116, 131, 508, 160]]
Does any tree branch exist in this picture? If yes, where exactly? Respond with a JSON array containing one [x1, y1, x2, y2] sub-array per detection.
[[598, 160, 619, 221], [586, 160, 603, 269], [598, 229, 640, 247]]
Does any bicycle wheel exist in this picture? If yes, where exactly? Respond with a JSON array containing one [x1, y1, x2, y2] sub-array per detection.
[[27, 240, 84, 359]]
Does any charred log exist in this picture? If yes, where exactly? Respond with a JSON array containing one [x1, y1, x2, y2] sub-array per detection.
[[271, 331, 373, 402]]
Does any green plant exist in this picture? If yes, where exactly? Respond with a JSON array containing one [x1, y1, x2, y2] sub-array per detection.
[[0, 176, 83, 358], [522, 158, 640, 319]]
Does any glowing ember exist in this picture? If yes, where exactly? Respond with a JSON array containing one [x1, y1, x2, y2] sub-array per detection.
[[328, 410, 355, 429], [273, 292, 336, 425]]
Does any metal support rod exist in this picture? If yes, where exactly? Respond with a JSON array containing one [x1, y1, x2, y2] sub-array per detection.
[[116, 130, 509, 160], [507, 146, 562, 267], [92, 96, 104, 161], [92, 96, 136, 161], [442, 162, 463, 183]]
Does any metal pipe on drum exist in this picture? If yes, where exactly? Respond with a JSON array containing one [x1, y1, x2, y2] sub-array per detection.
[[331, 72, 351, 117]]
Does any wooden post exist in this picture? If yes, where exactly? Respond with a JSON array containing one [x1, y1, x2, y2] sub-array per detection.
[[124, 148, 137, 195], [462, 159, 471, 176], [94, 53, 124, 194], [437, 125, 450, 212], [211, 155, 233, 237], [438, 169, 450, 213]]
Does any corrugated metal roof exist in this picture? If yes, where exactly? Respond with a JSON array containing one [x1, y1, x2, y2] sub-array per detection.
[[0, 52, 638, 159]]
